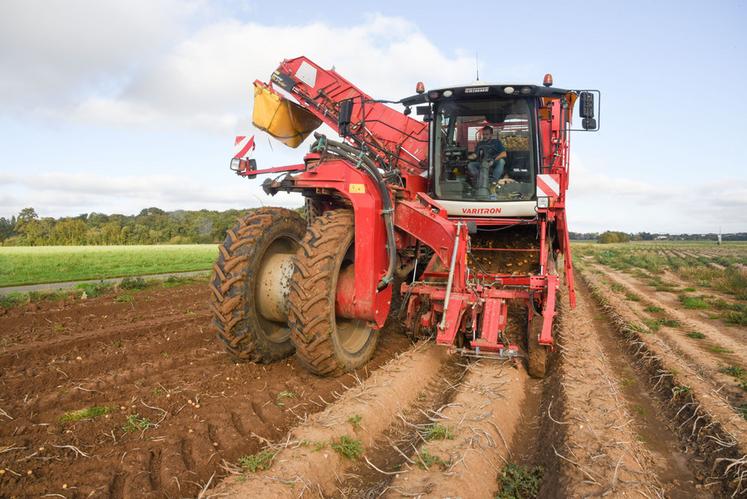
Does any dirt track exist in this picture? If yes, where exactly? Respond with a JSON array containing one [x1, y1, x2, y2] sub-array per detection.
[[0, 284, 410, 498], [1, 265, 745, 497]]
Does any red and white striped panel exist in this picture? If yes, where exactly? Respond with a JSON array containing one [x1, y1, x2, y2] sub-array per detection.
[[536, 174, 560, 198], [233, 135, 255, 159]]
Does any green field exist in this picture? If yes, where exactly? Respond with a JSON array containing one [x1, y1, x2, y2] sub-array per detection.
[[0, 245, 218, 287]]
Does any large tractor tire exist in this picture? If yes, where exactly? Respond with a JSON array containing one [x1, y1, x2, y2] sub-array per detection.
[[288, 210, 378, 376], [210, 208, 305, 363], [527, 241, 560, 379]]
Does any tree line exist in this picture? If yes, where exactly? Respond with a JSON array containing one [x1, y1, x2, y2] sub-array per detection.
[[570, 231, 747, 243], [1, 207, 744, 246], [0, 207, 254, 246]]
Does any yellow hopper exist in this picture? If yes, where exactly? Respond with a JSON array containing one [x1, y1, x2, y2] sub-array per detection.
[[252, 82, 322, 148]]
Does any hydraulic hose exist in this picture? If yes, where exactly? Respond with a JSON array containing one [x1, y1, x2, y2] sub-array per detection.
[[312, 133, 397, 291]]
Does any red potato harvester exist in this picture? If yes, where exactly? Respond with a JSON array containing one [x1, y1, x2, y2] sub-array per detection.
[[212, 56, 599, 377]]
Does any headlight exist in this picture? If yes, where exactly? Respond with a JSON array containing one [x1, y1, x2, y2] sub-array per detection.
[[230, 158, 244, 171], [537, 197, 549, 208]]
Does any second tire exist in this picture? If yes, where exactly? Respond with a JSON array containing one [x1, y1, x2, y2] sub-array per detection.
[[288, 210, 379, 376]]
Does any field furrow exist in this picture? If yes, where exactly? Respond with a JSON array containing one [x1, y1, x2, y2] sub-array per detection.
[[552, 281, 665, 497], [0, 283, 412, 498], [579, 268, 747, 496]]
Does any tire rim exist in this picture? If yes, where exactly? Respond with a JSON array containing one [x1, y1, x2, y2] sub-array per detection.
[[336, 316, 371, 354], [255, 234, 299, 343], [334, 246, 372, 355]]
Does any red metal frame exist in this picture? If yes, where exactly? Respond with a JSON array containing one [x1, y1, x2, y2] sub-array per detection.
[[239, 56, 581, 355]]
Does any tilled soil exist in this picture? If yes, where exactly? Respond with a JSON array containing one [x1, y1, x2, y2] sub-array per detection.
[[579, 268, 747, 497], [553, 279, 700, 498], [2, 266, 744, 498], [210, 269, 742, 497], [600, 264, 746, 352], [554, 283, 662, 497], [590, 264, 747, 419], [0, 284, 411, 498], [212, 344, 451, 497], [383, 361, 528, 498]]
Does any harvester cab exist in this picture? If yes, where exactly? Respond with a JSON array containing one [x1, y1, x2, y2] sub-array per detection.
[[212, 57, 599, 379], [401, 83, 598, 213]]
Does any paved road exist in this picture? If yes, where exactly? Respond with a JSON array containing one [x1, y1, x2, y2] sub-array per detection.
[[0, 270, 211, 296]]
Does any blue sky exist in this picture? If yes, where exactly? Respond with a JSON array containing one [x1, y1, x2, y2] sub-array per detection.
[[1, 0, 745, 233]]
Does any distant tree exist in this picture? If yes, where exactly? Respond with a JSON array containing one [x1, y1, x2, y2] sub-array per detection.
[[3, 206, 268, 245], [125, 224, 150, 244], [148, 229, 162, 244], [52, 219, 87, 245], [87, 212, 111, 227], [16, 207, 38, 225], [14, 207, 42, 244], [597, 231, 631, 244], [17, 217, 54, 246], [0, 217, 14, 242], [101, 221, 122, 244], [569, 232, 598, 241], [139, 207, 166, 217]]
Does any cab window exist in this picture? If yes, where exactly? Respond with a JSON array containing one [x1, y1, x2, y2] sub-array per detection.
[[434, 98, 535, 202]]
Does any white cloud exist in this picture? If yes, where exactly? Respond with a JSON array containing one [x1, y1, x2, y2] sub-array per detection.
[[0, 7, 474, 217], [0, 9, 481, 134], [568, 159, 747, 233], [0, 0, 202, 110], [0, 8, 481, 218], [573, 168, 667, 199], [0, 171, 301, 218], [65, 14, 476, 133]]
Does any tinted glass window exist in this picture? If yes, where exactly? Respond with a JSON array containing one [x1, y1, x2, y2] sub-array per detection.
[[434, 99, 534, 201]]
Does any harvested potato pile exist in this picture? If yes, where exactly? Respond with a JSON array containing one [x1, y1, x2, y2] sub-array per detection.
[[499, 134, 529, 150], [468, 226, 539, 275]]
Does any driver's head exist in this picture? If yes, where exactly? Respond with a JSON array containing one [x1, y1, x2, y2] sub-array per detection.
[[481, 125, 493, 138]]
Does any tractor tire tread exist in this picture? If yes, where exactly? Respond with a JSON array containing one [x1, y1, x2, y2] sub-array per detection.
[[210, 207, 305, 363], [289, 210, 376, 376]]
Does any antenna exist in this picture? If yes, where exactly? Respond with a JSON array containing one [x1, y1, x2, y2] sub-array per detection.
[[475, 52, 480, 81]]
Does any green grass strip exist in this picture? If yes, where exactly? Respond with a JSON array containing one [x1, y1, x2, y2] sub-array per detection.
[[0, 244, 217, 287]]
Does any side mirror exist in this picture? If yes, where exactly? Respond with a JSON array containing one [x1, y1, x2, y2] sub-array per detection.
[[416, 105, 432, 122], [579, 92, 594, 118], [246, 159, 258, 179], [338, 99, 354, 137], [579, 92, 597, 130]]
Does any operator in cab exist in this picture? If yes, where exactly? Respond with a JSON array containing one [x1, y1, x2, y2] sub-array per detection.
[[467, 125, 507, 195]]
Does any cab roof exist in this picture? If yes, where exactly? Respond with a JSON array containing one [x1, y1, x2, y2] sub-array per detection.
[[400, 83, 571, 106]]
